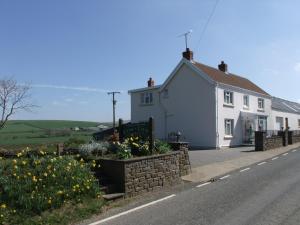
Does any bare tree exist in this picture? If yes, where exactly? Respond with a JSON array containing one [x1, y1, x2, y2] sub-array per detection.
[[0, 78, 35, 129]]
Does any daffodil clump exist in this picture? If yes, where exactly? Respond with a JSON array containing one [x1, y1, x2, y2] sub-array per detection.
[[108, 136, 171, 159], [0, 149, 101, 224]]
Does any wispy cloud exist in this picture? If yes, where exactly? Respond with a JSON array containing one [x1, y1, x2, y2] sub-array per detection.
[[31, 84, 109, 93]]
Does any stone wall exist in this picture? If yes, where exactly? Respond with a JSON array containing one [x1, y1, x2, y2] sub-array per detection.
[[97, 143, 191, 197], [265, 136, 283, 150], [291, 135, 300, 144], [255, 131, 283, 151], [124, 152, 181, 197]]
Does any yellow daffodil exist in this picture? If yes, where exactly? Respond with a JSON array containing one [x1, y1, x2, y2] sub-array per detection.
[[1, 204, 6, 209]]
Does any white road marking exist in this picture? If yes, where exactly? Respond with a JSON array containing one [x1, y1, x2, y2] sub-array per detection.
[[283, 153, 289, 156], [197, 182, 211, 188], [88, 194, 176, 225], [258, 162, 267, 166], [220, 175, 230, 180], [292, 149, 297, 152], [240, 167, 250, 172], [272, 157, 279, 160]]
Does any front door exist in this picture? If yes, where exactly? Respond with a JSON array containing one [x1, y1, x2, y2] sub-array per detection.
[[258, 116, 267, 131]]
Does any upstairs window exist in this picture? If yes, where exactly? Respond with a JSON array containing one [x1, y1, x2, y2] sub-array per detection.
[[141, 92, 153, 105], [224, 91, 233, 105], [298, 119, 300, 128], [258, 98, 265, 110], [243, 95, 249, 108], [163, 89, 169, 98]]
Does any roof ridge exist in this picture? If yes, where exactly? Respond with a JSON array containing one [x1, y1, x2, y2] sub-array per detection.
[[192, 60, 270, 96], [193, 61, 249, 80]]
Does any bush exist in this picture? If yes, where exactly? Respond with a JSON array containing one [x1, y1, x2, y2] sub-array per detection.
[[155, 140, 171, 154], [0, 152, 101, 224], [115, 142, 132, 159], [64, 138, 86, 149], [78, 141, 109, 157]]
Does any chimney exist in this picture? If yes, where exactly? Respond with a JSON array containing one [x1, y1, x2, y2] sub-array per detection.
[[182, 48, 194, 61], [147, 77, 154, 87], [218, 61, 228, 73]]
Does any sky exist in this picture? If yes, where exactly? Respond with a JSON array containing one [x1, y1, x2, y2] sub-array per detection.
[[1, 0, 300, 122]]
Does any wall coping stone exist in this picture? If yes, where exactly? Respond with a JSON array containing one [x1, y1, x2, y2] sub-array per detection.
[[98, 151, 180, 163]]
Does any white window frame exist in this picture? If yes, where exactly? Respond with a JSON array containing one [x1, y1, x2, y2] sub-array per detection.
[[258, 98, 265, 110], [224, 119, 234, 137], [163, 89, 169, 98], [243, 95, 249, 108], [224, 91, 234, 105], [140, 92, 153, 105]]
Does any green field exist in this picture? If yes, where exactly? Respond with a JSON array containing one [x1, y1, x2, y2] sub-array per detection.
[[0, 120, 111, 148]]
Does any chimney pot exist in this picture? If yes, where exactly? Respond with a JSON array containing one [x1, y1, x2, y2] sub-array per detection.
[[147, 77, 154, 87], [182, 48, 194, 61], [218, 61, 228, 73]]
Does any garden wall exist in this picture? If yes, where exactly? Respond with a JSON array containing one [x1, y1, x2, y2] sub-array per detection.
[[255, 131, 283, 151], [97, 143, 191, 197], [255, 131, 300, 151]]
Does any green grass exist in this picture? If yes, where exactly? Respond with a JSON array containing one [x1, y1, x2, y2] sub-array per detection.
[[8, 197, 106, 225], [0, 120, 111, 148]]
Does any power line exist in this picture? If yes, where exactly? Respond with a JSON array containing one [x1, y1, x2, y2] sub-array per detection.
[[195, 0, 221, 50]]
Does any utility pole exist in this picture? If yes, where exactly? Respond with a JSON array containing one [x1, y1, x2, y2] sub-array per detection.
[[107, 91, 121, 133]]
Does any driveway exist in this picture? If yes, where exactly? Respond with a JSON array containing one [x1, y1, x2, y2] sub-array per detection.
[[189, 146, 254, 168]]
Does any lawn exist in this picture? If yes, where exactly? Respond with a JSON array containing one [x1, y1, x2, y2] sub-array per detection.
[[0, 120, 111, 148]]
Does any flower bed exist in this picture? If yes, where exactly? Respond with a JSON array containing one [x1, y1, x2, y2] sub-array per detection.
[[95, 142, 191, 197], [0, 149, 101, 224]]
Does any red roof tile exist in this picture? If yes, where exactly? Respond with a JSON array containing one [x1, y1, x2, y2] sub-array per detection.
[[193, 61, 270, 96]]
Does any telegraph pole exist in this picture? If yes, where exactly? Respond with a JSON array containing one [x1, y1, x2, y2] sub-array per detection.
[[107, 91, 121, 133]]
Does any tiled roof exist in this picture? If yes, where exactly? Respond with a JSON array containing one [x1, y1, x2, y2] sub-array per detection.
[[272, 97, 300, 114], [192, 61, 270, 96]]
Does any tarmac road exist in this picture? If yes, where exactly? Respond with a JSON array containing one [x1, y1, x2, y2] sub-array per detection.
[[88, 147, 300, 225]]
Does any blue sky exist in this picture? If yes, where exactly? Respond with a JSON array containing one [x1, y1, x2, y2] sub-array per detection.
[[1, 0, 300, 122]]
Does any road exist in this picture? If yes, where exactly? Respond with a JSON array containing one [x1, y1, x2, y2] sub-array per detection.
[[90, 148, 300, 225]]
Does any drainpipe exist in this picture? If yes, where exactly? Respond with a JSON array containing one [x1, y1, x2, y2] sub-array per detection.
[[158, 91, 168, 140], [215, 83, 220, 149]]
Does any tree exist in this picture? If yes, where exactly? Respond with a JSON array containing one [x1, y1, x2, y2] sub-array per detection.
[[0, 78, 35, 129]]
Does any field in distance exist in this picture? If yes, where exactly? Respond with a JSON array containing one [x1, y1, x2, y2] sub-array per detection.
[[0, 120, 111, 149]]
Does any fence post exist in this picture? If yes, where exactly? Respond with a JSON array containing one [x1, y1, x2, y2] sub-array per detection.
[[149, 117, 154, 154], [56, 143, 64, 156], [119, 118, 124, 143]]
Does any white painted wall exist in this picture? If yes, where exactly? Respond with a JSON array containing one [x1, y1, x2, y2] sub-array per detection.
[[130, 88, 165, 138], [217, 84, 272, 147], [270, 110, 300, 131], [160, 64, 216, 148]]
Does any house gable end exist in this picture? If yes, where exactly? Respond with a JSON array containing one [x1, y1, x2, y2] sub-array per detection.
[[159, 58, 215, 92]]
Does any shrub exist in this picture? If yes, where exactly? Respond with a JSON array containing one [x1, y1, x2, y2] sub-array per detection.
[[78, 141, 109, 157], [115, 142, 132, 159], [155, 140, 171, 154], [0, 152, 101, 224], [64, 138, 86, 149]]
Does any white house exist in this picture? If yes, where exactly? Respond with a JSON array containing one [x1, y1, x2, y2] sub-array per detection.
[[270, 97, 300, 131], [128, 48, 300, 148]]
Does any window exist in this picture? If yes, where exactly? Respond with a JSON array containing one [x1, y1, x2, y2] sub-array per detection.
[[224, 91, 233, 105], [243, 95, 249, 108], [298, 119, 300, 128], [140, 92, 153, 105], [258, 98, 265, 110], [163, 89, 169, 98], [225, 119, 234, 136]]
